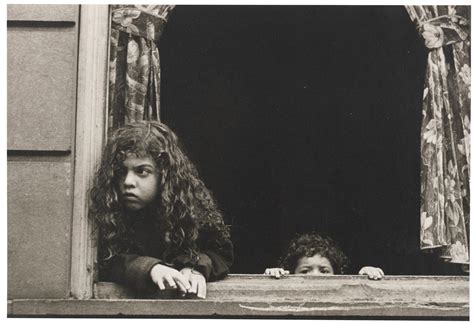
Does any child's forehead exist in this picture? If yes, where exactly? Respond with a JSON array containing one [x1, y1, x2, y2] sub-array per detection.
[[298, 253, 332, 266]]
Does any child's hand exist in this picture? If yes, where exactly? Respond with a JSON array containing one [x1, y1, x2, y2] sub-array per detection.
[[264, 268, 290, 278], [150, 264, 191, 294], [180, 267, 207, 299], [358, 266, 384, 280]]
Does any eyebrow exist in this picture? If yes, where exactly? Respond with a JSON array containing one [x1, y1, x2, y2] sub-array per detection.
[[133, 163, 155, 168]]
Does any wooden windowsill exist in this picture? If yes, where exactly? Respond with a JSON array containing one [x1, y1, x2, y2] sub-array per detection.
[[8, 274, 469, 318]]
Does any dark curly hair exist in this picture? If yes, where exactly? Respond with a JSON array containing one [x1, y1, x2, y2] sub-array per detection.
[[89, 121, 230, 267], [279, 232, 350, 274]]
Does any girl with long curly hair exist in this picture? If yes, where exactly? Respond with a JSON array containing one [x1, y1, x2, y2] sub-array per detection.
[[264, 232, 384, 280], [89, 121, 233, 298]]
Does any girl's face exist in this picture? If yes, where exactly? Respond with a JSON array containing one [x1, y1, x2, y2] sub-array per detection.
[[294, 254, 334, 276], [118, 155, 159, 211]]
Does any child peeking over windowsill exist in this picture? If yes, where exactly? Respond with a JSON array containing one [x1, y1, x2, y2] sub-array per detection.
[[264, 232, 384, 280]]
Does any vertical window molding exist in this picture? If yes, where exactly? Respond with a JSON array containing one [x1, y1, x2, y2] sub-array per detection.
[[70, 5, 110, 299]]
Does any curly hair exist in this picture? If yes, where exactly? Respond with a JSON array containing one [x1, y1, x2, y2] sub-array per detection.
[[89, 121, 230, 266], [279, 232, 350, 274]]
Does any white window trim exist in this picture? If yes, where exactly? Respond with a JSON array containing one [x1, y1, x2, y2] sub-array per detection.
[[70, 4, 110, 299]]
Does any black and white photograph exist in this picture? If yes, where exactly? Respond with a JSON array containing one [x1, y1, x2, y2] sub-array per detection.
[[5, 2, 471, 319]]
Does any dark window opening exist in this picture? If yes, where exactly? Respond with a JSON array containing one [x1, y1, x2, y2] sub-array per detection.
[[160, 6, 464, 275]]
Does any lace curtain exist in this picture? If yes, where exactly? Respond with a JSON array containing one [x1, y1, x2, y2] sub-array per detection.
[[405, 5, 470, 265], [108, 5, 175, 132]]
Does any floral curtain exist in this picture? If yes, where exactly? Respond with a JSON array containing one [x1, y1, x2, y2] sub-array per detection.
[[108, 5, 175, 132], [405, 6, 470, 265]]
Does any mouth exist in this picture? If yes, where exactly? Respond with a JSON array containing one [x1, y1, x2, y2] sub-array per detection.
[[122, 193, 139, 201]]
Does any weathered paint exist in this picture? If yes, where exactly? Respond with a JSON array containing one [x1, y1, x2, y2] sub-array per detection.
[[7, 299, 469, 318], [9, 275, 470, 318]]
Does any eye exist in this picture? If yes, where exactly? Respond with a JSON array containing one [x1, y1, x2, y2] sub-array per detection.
[[298, 268, 309, 274], [136, 167, 152, 177], [320, 267, 331, 274]]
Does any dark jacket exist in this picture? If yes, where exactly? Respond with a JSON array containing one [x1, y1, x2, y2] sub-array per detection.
[[100, 214, 233, 294]]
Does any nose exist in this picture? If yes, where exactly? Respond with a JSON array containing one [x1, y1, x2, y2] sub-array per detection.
[[309, 269, 320, 276], [122, 171, 136, 188]]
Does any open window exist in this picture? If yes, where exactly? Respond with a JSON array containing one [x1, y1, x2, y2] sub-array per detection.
[[159, 5, 430, 275], [158, 6, 469, 275], [10, 4, 465, 319], [5, 4, 468, 319]]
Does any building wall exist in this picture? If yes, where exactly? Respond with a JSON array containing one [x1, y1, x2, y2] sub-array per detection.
[[7, 4, 80, 299]]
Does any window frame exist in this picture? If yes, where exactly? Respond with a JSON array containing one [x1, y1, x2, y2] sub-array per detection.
[[62, 6, 469, 320], [70, 4, 110, 299], [9, 275, 470, 318]]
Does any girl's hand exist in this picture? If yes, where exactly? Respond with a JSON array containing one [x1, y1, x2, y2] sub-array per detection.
[[180, 267, 207, 299], [358, 266, 384, 280], [150, 264, 191, 293], [264, 268, 290, 278]]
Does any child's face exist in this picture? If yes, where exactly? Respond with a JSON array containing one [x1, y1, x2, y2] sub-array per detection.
[[118, 155, 159, 211], [294, 254, 334, 275]]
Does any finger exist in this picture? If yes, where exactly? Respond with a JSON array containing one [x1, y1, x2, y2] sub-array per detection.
[[364, 269, 373, 279], [378, 268, 385, 277], [278, 269, 288, 276], [283, 270, 290, 275], [265, 268, 278, 276], [371, 268, 380, 276], [275, 268, 286, 278], [197, 277, 207, 299], [369, 270, 381, 280], [180, 268, 191, 277], [189, 276, 198, 294], [175, 280, 188, 294], [374, 269, 383, 279], [164, 274, 177, 289], [368, 270, 376, 280], [173, 272, 192, 291], [155, 278, 166, 290]]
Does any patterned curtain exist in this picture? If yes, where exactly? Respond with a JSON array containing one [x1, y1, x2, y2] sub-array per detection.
[[405, 6, 470, 265], [108, 5, 175, 132]]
